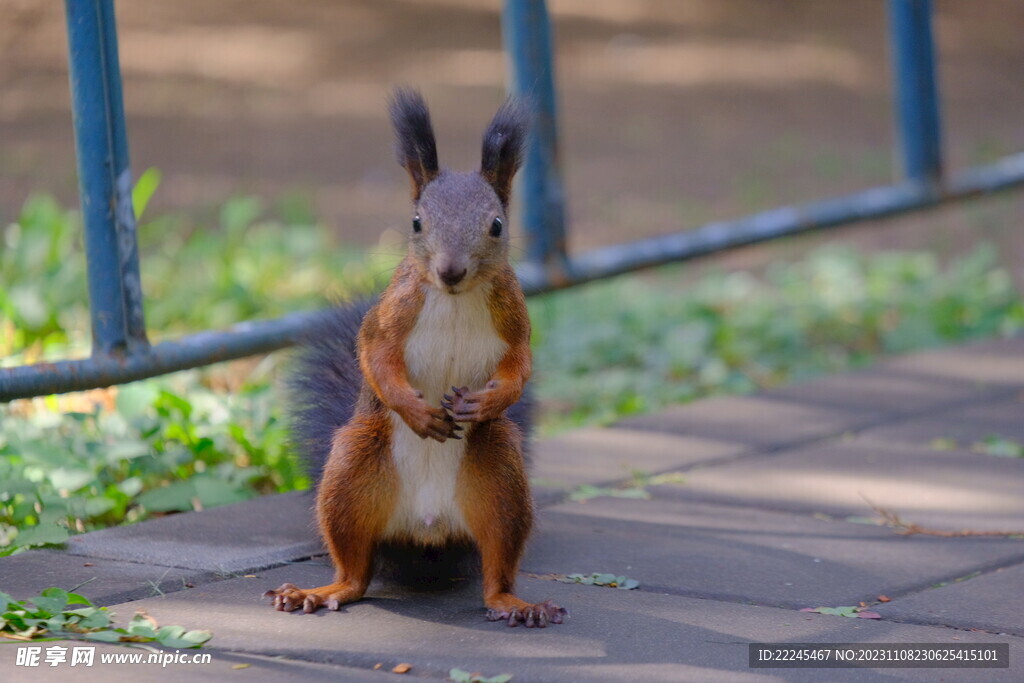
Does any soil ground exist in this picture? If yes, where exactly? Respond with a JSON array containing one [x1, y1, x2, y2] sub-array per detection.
[[1, 0, 1022, 282]]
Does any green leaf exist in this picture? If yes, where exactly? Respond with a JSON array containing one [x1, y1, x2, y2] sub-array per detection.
[[64, 593, 93, 608], [132, 167, 162, 221], [156, 625, 212, 648], [48, 468, 94, 492], [974, 436, 1024, 457], [45, 614, 67, 631], [803, 605, 860, 618], [138, 481, 196, 512], [15, 523, 69, 548], [193, 476, 249, 508], [118, 477, 144, 497], [76, 610, 111, 631], [83, 630, 122, 643], [31, 587, 69, 615], [104, 442, 152, 464], [127, 614, 158, 639]]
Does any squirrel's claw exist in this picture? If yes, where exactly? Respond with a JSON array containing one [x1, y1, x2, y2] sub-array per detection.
[[486, 600, 567, 628]]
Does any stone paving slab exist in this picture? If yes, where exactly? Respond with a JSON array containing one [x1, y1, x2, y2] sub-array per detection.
[[0, 643, 385, 682], [100, 563, 1021, 682], [0, 550, 209, 605], [525, 496, 1024, 609], [654, 440, 1024, 531], [615, 395, 875, 449], [63, 491, 320, 573], [856, 395, 1024, 450], [530, 427, 746, 492], [881, 336, 1024, 387], [757, 367, 998, 417], [876, 562, 1024, 637]]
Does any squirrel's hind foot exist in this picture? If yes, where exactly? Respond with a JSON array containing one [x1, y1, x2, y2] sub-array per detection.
[[263, 582, 365, 614], [485, 599, 567, 628]]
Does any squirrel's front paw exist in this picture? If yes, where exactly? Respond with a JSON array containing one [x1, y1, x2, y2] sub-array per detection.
[[442, 383, 505, 423], [402, 396, 463, 442]]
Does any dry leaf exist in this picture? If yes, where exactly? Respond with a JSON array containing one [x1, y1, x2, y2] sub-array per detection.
[[877, 595, 891, 603], [392, 663, 412, 674], [232, 664, 251, 670], [373, 663, 383, 670], [134, 609, 159, 628]]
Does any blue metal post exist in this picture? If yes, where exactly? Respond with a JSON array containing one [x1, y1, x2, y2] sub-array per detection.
[[98, 0, 148, 348], [64, 0, 146, 356], [502, 0, 569, 281], [887, 0, 943, 187]]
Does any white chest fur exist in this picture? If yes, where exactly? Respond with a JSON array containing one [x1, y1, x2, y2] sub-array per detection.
[[385, 284, 509, 543]]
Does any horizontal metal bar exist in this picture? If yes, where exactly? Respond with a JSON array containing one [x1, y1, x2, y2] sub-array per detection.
[[0, 312, 322, 401], [518, 151, 1024, 294], [3, 152, 1023, 402]]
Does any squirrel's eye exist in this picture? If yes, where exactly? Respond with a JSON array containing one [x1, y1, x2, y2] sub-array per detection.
[[412, 215, 422, 233], [490, 217, 503, 238]]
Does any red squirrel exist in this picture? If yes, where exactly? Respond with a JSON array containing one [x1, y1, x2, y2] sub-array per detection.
[[265, 89, 566, 628]]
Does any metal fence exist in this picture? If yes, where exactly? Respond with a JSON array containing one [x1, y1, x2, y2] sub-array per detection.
[[2, 0, 1023, 402]]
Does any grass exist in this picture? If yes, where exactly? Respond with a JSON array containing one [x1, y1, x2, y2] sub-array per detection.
[[2, 184, 1023, 554]]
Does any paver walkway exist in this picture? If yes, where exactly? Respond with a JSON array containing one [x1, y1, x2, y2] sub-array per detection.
[[2, 336, 1023, 681]]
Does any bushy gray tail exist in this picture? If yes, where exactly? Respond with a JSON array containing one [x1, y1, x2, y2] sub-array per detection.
[[286, 301, 374, 482], [287, 300, 533, 483]]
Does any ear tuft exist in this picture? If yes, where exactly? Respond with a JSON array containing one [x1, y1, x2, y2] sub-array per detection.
[[390, 87, 439, 200], [480, 97, 529, 208]]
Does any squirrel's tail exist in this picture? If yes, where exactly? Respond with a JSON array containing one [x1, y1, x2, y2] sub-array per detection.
[[286, 300, 375, 482], [286, 300, 534, 483]]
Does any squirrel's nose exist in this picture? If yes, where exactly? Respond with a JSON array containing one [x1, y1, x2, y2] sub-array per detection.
[[438, 266, 467, 287]]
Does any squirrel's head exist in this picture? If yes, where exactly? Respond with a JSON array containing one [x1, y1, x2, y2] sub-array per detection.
[[390, 88, 528, 295]]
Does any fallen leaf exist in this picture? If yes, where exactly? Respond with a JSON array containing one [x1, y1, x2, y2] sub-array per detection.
[[133, 610, 159, 629], [373, 663, 382, 670], [877, 595, 891, 603], [800, 605, 877, 619], [231, 663, 250, 670], [393, 663, 412, 674]]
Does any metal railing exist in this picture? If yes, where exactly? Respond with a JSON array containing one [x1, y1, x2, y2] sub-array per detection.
[[2, 0, 1023, 401]]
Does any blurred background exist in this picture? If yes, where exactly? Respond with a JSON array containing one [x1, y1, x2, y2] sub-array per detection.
[[1, 1, 1022, 548], [2, 0, 1022, 267]]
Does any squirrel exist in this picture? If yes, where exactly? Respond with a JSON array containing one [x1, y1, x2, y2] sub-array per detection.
[[265, 89, 567, 629]]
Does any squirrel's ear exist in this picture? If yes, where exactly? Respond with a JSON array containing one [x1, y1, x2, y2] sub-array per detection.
[[480, 97, 529, 208], [390, 88, 439, 200]]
